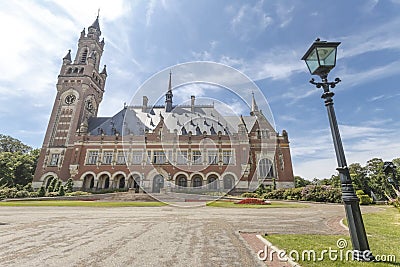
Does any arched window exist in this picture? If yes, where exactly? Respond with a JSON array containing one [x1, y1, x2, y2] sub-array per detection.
[[66, 68, 72, 74], [192, 176, 202, 187], [177, 175, 187, 187], [223, 175, 234, 189], [258, 158, 274, 178], [80, 49, 88, 63]]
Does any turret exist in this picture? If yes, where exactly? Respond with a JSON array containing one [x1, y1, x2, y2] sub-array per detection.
[[165, 71, 173, 112]]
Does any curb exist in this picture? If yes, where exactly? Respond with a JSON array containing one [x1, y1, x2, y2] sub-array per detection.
[[256, 234, 301, 267]]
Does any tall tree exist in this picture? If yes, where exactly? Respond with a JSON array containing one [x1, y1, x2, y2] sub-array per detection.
[[0, 134, 32, 153]]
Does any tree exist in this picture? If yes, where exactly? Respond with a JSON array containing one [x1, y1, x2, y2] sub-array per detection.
[[65, 178, 74, 193], [294, 176, 311, 188], [37, 186, 45, 197], [365, 158, 394, 200], [58, 185, 65, 196], [0, 134, 32, 153]]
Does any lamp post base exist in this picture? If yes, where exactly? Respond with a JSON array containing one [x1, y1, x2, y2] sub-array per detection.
[[353, 250, 375, 262]]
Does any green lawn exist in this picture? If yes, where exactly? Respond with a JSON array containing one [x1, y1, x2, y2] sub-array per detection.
[[0, 200, 167, 207], [206, 200, 309, 208], [264, 207, 400, 266]]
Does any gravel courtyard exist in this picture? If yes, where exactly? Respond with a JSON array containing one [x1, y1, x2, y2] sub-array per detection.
[[0, 203, 381, 267]]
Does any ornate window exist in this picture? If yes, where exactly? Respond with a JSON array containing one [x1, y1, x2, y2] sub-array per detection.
[[131, 151, 143, 165], [102, 151, 113, 164], [87, 151, 98, 165], [153, 151, 166, 164], [49, 154, 60, 166], [192, 150, 202, 165], [116, 151, 126, 165], [223, 150, 233, 165], [258, 158, 274, 178], [177, 150, 187, 165], [208, 150, 218, 164]]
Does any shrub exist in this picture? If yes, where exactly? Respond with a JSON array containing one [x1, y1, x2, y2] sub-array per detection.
[[15, 190, 29, 198], [23, 183, 34, 192], [29, 191, 39, 198], [91, 188, 129, 194], [358, 194, 373, 205], [65, 191, 91, 196], [65, 178, 74, 193], [356, 190, 365, 196], [263, 188, 286, 200], [47, 185, 54, 193], [283, 187, 303, 200], [37, 186, 46, 197], [54, 180, 62, 192], [0, 187, 18, 199], [235, 198, 270, 205], [58, 185, 65, 196], [47, 191, 59, 197], [241, 192, 260, 198]]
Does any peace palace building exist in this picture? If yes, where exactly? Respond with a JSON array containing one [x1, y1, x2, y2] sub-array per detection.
[[33, 17, 295, 193]]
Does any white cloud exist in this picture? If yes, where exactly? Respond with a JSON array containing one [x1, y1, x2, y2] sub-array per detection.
[[230, 0, 273, 41], [291, 124, 400, 179]]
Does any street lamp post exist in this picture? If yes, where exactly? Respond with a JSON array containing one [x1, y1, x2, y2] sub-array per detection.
[[301, 39, 374, 261]]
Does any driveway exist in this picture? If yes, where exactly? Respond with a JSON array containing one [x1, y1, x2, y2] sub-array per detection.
[[0, 203, 381, 267]]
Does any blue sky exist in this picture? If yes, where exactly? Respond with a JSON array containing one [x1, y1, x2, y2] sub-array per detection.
[[0, 0, 399, 179]]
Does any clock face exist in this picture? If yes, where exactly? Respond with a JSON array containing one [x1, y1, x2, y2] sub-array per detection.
[[65, 94, 76, 105]]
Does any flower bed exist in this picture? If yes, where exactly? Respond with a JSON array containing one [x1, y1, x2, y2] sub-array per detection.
[[235, 198, 271, 205]]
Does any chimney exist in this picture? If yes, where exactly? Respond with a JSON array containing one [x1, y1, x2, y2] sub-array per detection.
[[142, 96, 148, 112], [191, 95, 195, 113]]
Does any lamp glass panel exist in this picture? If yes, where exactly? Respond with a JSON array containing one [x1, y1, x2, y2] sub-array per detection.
[[316, 47, 336, 66], [305, 48, 319, 74]]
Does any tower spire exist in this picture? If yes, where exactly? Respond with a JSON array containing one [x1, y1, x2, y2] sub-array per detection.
[[250, 91, 259, 116], [165, 70, 173, 112]]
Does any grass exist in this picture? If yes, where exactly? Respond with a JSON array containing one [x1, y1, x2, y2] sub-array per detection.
[[206, 200, 309, 208], [0, 200, 167, 207], [264, 206, 400, 266]]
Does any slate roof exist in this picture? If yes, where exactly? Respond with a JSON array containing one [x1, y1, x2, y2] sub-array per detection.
[[87, 105, 260, 136]]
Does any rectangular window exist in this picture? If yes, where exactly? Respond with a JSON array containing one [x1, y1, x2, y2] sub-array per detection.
[[49, 154, 60, 166], [87, 151, 98, 165], [131, 151, 143, 165], [116, 151, 126, 165], [153, 151, 166, 164], [103, 151, 113, 164], [208, 150, 218, 164], [177, 150, 188, 165], [223, 150, 233, 165], [192, 150, 202, 165]]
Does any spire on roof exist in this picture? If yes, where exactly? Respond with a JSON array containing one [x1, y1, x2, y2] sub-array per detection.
[[88, 12, 101, 37], [63, 49, 71, 63], [165, 70, 173, 112], [100, 65, 107, 76], [250, 91, 259, 116]]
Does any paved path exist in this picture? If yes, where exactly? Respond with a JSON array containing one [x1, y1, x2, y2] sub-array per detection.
[[0, 203, 381, 267]]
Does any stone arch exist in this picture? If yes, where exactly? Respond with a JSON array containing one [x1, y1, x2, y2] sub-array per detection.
[[206, 173, 219, 190], [152, 174, 164, 193], [82, 173, 95, 190], [112, 172, 126, 189], [191, 174, 203, 188], [97, 171, 111, 189], [175, 173, 188, 188], [222, 174, 235, 190], [127, 173, 141, 192]]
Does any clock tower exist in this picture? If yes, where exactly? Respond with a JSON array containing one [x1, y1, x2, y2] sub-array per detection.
[[33, 15, 107, 183]]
